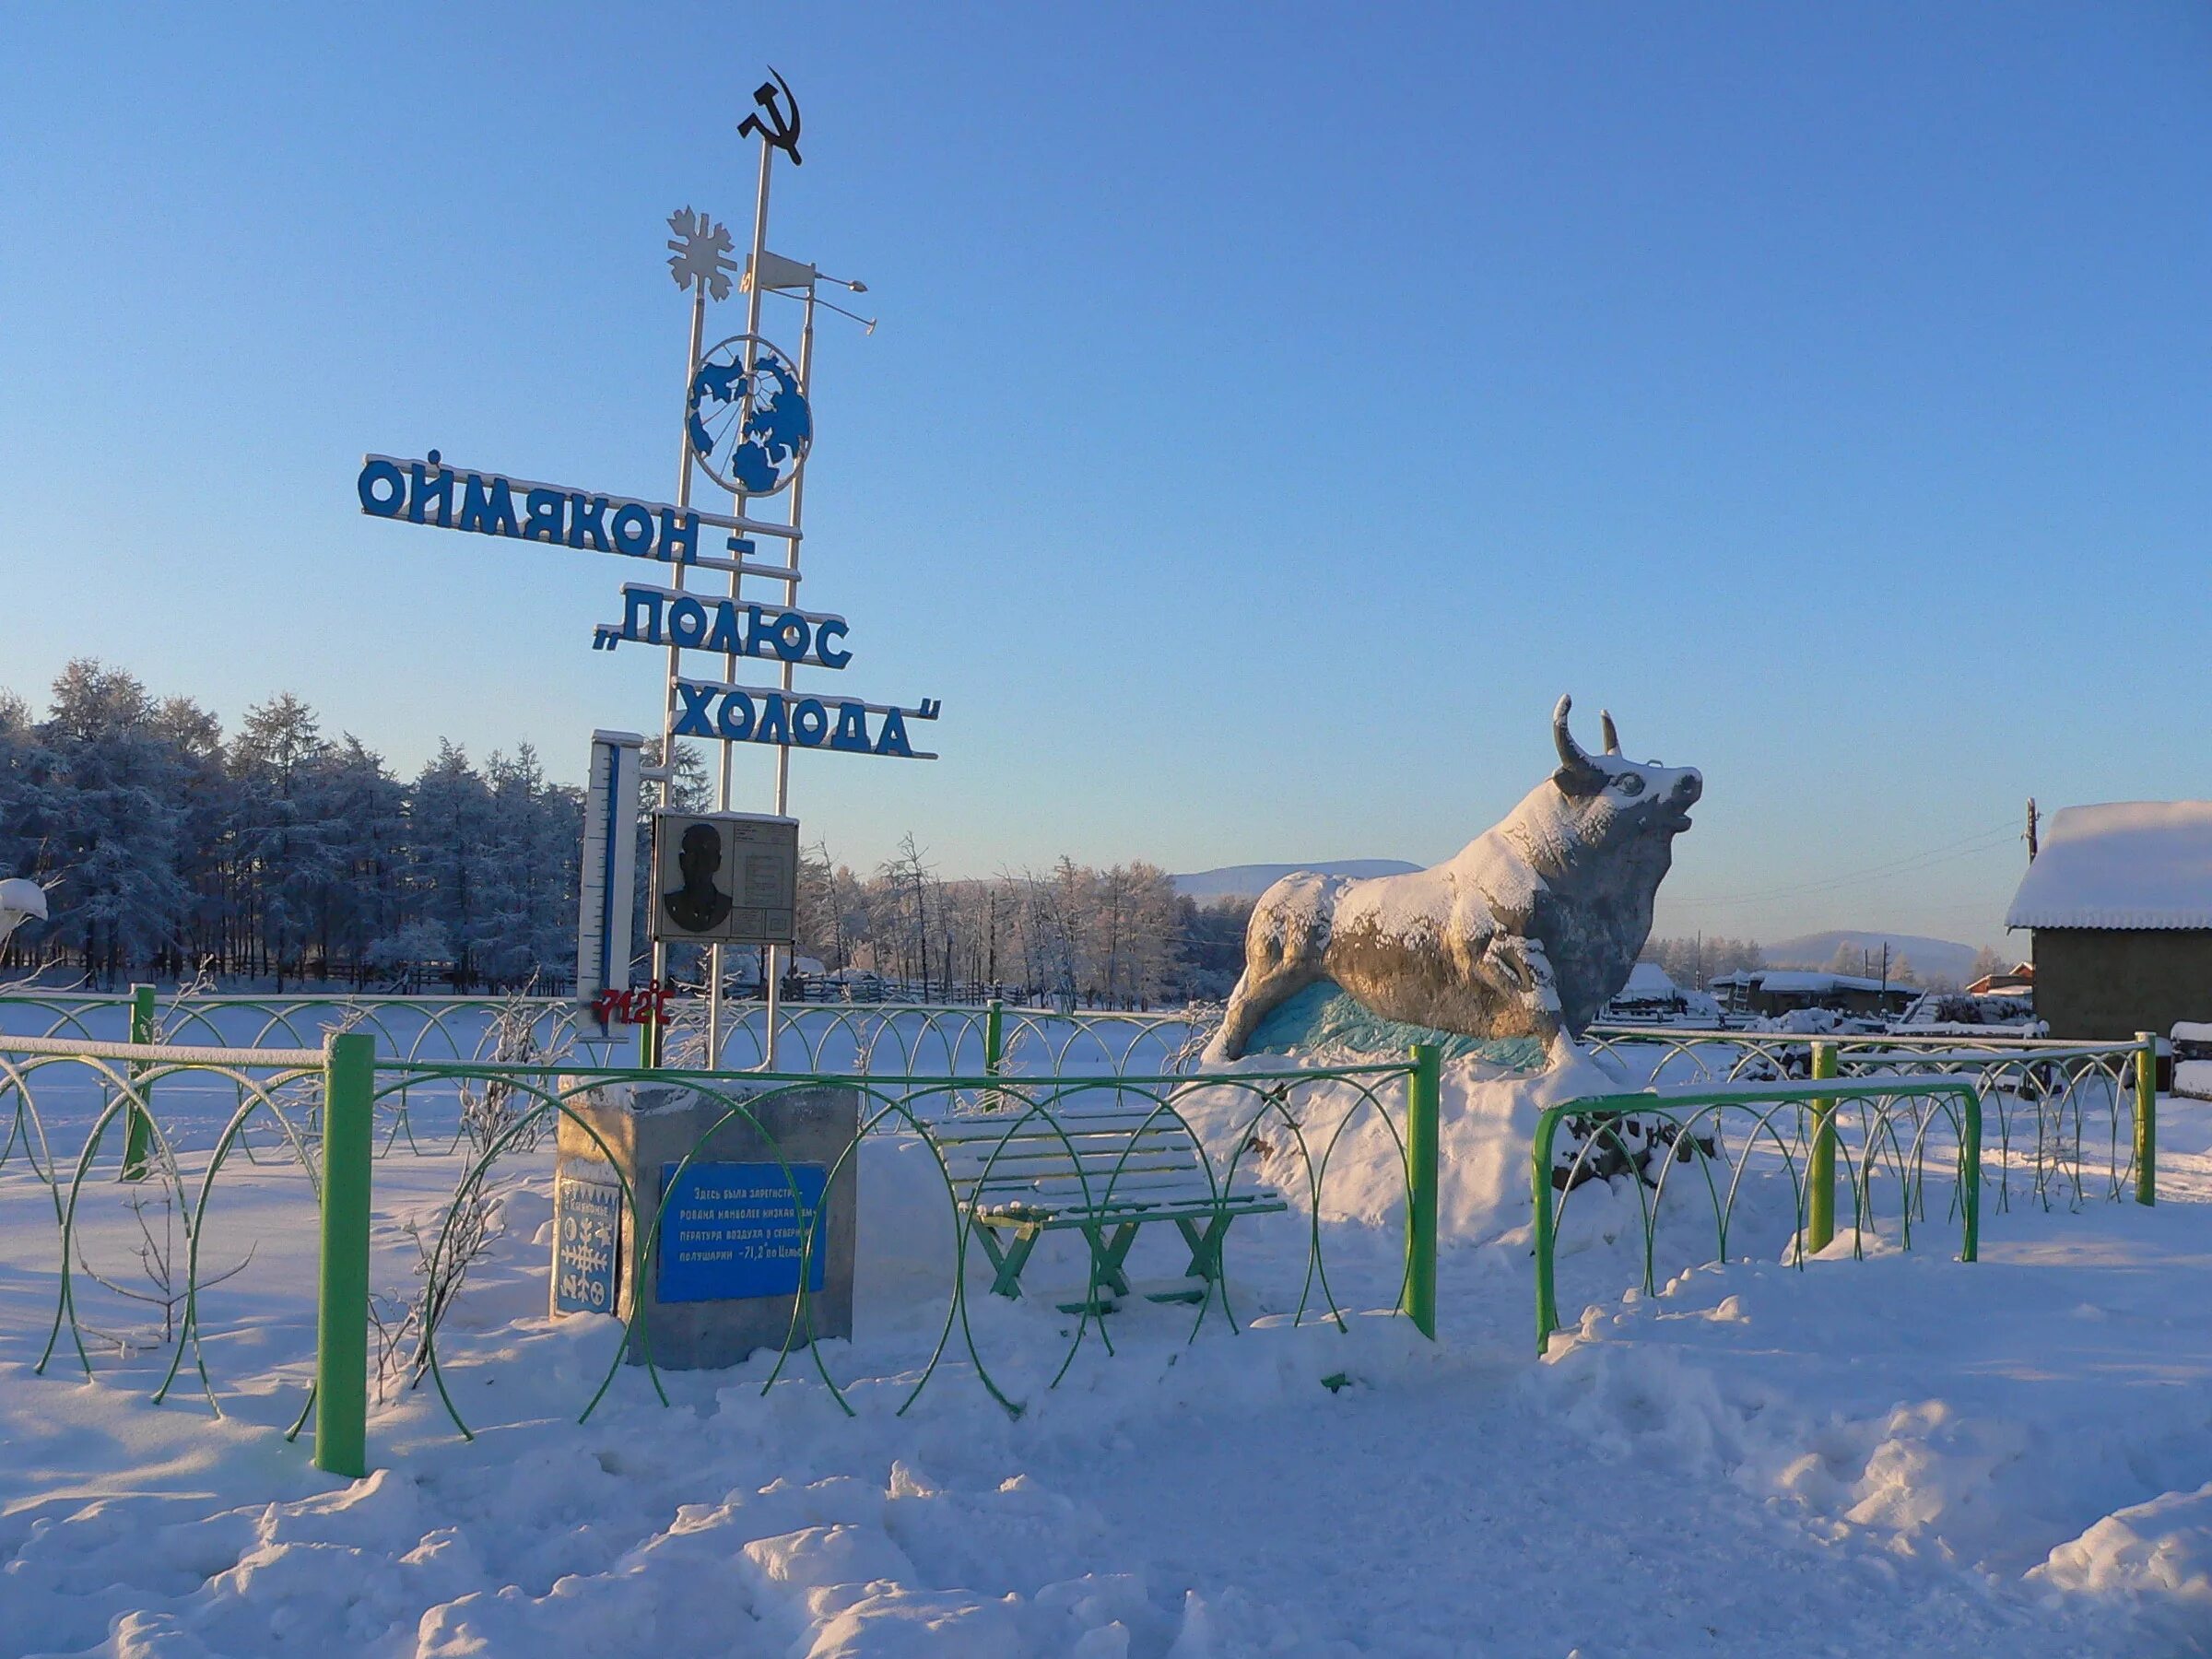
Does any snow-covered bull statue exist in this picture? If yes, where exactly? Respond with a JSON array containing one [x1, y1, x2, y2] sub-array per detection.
[[0, 878, 47, 958], [1206, 697, 1700, 1061]]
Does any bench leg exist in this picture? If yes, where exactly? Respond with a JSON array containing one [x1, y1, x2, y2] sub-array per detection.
[[972, 1222, 1041, 1300], [1174, 1213, 1234, 1283], [1080, 1221, 1139, 1299]]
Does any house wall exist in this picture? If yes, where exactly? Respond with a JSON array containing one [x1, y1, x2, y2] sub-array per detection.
[[2032, 928, 2212, 1041]]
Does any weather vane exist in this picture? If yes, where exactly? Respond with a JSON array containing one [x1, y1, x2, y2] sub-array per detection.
[[738, 67, 803, 165], [665, 207, 738, 302]]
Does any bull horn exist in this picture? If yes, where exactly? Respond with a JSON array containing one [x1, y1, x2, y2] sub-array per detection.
[[1600, 711, 1621, 755], [1553, 695, 1595, 771]]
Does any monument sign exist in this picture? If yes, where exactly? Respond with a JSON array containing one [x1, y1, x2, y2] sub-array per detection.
[[355, 69, 911, 1368]]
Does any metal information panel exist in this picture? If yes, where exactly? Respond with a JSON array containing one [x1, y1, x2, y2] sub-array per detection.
[[553, 1171, 623, 1315], [655, 1160, 828, 1303], [649, 810, 797, 947]]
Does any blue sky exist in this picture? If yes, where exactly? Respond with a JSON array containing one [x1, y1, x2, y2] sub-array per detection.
[[3, 5, 2207, 949]]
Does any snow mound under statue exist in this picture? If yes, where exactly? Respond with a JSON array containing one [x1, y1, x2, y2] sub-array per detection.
[[1184, 1036, 1625, 1244], [1241, 980, 1548, 1071]]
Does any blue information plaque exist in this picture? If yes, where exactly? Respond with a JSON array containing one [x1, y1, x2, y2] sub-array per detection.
[[554, 1171, 623, 1314], [655, 1160, 829, 1303]]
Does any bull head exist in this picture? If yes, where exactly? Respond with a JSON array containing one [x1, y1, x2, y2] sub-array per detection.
[[1552, 695, 1701, 831]]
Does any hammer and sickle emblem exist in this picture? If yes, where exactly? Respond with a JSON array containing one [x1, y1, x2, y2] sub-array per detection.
[[738, 66, 803, 165]]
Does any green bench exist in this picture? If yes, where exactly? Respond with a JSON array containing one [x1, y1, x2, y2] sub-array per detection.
[[931, 1107, 1287, 1313]]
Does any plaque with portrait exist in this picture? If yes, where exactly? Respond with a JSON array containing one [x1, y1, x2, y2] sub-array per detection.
[[650, 811, 798, 946]]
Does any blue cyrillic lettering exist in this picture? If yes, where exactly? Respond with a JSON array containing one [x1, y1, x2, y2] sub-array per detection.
[[756, 694, 789, 746], [815, 620, 852, 669], [830, 703, 870, 751], [771, 612, 810, 663], [659, 510, 700, 563], [744, 606, 777, 656], [358, 459, 406, 516], [668, 596, 708, 647], [524, 488, 566, 543], [875, 709, 912, 758], [408, 452, 453, 525], [673, 682, 716, 736], [792, 699, 828, 747], [459, 474, 521, 537], [611, 503, 653, 557], [717, 691, 755, 741], [568, 494, 610, 551], [622, 587, 664, 643]]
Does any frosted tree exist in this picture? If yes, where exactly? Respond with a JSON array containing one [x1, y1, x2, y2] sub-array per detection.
[[30, 661, 192, 985]]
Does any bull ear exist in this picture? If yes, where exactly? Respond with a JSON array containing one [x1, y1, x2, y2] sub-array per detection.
[[1600, 711, 1621, 756], [1552, 695, 1606, 796]]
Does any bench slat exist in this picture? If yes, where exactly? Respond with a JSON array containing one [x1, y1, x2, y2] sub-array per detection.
[[937, 1159, 1212, 1185], [932, 1111, 1203, 1138], [967, 1174, 1277, 1207], [972, 1190, 1285, 1223]]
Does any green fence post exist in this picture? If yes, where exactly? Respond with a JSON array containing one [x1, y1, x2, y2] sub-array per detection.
[[1806, 1040, 1837, 1254], [1401, 1043, 1440, 1339], [1531, 1106, 1561, 1354], [2136, 1030, 2158, 1206], [982, 997, 1006, 1112], [1959, 1085, 1982, 1263], [121, 983, 156, 1182], [315, 1031, 374, 1478]]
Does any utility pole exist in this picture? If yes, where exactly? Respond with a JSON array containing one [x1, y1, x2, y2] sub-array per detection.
[[2026, 797, 2040, 863]]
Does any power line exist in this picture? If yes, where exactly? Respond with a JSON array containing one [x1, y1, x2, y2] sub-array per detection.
[[1665, 821, 2020, 911]]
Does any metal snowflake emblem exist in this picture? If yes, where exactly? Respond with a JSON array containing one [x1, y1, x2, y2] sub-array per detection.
[[665, 207, 738, 302]]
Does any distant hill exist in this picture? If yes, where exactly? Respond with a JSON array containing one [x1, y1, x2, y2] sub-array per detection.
[[1764, 931, 1983, 985], [1173, 861, 1420, 902]]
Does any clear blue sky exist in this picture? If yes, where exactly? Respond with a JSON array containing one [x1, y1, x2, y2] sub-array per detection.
[[4, 5, 2207, 950]]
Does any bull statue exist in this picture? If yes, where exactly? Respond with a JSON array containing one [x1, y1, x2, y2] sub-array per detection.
[[1206, 697, 1700, 1062], [0, 877, 46, 959]]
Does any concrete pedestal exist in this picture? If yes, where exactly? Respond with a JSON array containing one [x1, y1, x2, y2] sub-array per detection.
[[550, 1077, 858, 1371]]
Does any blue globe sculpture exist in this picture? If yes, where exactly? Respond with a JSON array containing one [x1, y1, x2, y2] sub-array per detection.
[[687, 335, 812, 496]]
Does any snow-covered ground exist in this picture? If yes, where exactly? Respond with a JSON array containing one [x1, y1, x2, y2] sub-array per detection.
[[4, 1048, 2210, 1656]]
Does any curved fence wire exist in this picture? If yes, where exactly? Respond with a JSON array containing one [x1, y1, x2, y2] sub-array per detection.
[[0, 1024, 1433, 1475], [0, 992, 1205, 1079], [0, 1033, 328, 1419], [380, 1057, 1427, 1438], [1531, 1077, 1983, 1354], [1583, 1027, 2151, 1210]]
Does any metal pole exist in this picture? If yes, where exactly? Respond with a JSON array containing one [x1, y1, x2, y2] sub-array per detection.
[[121, 982, 155, 1182], [759, 283, 816, 1074], [1806, 1039, 1838, 1253], [315, 1030, 375, 1478], [1401, 1043, 1440, 1339], [2136, 1030, 2158, 1206], [715, 133, 777, 1074], [647, 282, 711, 1070]]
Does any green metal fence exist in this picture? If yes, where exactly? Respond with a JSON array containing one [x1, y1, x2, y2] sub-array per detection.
[[0, 990, 1206, 1080], [0, 1026, 1436, 1479], [1531, 1077, 1983, 1355], [1584, 1027, 2152, 1209]]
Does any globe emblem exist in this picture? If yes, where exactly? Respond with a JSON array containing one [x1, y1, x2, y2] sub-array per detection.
[[686, 334, 812, 495]]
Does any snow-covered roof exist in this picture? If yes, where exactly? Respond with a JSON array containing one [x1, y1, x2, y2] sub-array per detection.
[[1618, 962, 1678, 998], [1754, 970, 1896, 994], [1712, 969, 1905, 994], [2006, 802, 2212, 931]]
